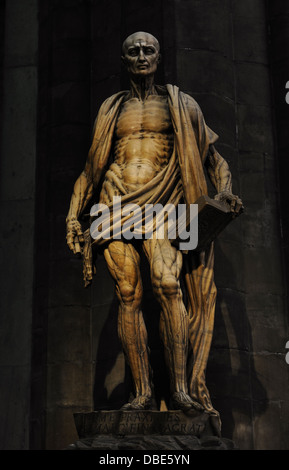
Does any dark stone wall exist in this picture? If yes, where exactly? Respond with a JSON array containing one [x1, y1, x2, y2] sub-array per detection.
[[31, 0, 93, 450], [268, 0, 289, 316], [0, 0, 5, 146], [1, 0, 289, 451], [0, 0, 38, 450]]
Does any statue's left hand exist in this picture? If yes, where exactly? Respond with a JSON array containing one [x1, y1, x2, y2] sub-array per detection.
[[214, 190, 244, 217]]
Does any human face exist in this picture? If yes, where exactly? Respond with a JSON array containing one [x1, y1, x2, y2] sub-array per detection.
[[122, 33, 160, 78]]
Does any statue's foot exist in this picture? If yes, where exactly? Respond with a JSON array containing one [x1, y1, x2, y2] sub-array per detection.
[[171, 391, 204, 412], [121, 395, 152, 410]]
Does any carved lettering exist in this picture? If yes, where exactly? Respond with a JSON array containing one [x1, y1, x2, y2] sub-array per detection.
[[286, 81, 289, 105]]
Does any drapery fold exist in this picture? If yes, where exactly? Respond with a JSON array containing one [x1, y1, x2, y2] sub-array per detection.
[[90, 147, 182, 244]]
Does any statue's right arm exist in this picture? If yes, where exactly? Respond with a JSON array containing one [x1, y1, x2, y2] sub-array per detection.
[[65, 93, 123, 254], [66, 155, 94, 254]]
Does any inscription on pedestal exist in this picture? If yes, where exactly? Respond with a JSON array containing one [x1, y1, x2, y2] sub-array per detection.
[[74, 410, 211, 439]]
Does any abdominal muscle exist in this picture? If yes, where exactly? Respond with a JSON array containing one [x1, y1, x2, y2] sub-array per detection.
[[114, 131, 174, 189]]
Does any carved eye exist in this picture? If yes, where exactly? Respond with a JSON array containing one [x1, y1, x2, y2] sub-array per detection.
[[128, 48, 139, 57], [145, 47, 155, 55]]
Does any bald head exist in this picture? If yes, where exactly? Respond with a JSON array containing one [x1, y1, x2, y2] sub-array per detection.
[[121, 32, 161, 78], [122, 32, 160, 54]]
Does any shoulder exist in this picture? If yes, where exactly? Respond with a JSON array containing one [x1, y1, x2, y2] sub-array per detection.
[[180, 91, 203, 115], [98, 91, 129, 114], [155, 84, 169, 96], [91, 91, 128, 135], [165, 84, 203, 116]]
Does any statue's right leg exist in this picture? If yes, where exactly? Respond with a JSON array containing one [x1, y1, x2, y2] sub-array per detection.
[[104, 240, 152, 410]]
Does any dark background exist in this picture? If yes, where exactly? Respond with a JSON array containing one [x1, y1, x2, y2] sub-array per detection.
[[0, 0, 289, 450]]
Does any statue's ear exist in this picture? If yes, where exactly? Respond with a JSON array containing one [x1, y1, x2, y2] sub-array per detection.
[[158, 53, 162, 64], [121, 55, 127, 66]]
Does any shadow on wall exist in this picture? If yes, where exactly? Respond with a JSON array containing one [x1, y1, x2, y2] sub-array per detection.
[[92, 294, 131, 410], [206, 240, 267, 446]]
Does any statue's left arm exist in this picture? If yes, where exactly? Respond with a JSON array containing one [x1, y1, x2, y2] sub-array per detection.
[[205, 144, 244, 216]]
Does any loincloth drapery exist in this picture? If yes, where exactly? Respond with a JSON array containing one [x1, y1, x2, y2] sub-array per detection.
[[89, 148, 183, 245]]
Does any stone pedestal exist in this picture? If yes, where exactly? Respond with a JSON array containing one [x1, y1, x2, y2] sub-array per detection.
[[67, 410, 237, 450]]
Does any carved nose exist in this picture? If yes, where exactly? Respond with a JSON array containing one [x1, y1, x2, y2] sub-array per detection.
[[138, 50, 146, 61]]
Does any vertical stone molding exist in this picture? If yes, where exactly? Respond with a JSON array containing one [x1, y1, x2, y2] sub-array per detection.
[[0, 0, 38, 450]]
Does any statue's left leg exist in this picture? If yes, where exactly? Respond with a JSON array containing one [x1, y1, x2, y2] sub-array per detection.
[[143, 238, 203, 412]]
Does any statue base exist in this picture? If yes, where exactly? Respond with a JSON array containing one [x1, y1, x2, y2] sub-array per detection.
[[67, 410, 236, 450]]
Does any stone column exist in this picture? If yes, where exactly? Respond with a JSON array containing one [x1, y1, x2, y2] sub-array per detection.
[[0, 0, 38, 450], [30, 0, 94, 450], [268, 0, 289, 317]]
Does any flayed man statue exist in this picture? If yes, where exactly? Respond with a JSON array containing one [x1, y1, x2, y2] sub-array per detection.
[[66, 32, 243, 435]]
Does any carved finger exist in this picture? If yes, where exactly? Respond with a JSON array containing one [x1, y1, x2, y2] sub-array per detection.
[[76, 225, 84, 243], [74, 236, 81, 254], [67, 241, 75, 252], [67, 233, 76, 252], [74, 242, 81, 254], [235, 199, 244, 215], [228, 196, 236, 212]]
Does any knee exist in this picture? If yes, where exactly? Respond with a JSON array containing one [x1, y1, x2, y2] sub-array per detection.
[[118, 281, 141, 306], [152, 275, 179, 298]]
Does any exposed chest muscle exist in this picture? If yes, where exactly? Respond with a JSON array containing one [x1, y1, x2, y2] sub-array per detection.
[[116, 94, 173, 136], [112, 94, 174, 188]]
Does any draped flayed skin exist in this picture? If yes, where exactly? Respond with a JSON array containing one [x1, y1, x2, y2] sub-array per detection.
[[83, 85, 220, 424], [90, 147, 183, 243]]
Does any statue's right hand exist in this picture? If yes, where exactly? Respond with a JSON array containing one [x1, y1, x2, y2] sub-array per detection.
[[66, 217, 84, 254]]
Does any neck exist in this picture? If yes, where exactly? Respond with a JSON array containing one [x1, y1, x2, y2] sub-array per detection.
[[129, 75, 156, 100]]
